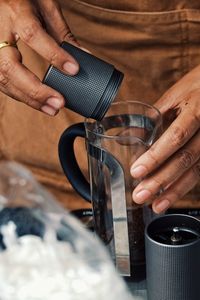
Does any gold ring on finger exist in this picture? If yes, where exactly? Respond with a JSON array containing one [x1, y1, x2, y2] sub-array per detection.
[[0, 41, 18, 50]]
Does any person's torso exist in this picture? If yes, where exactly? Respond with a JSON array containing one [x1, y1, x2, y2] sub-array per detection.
[[0, 0, 200, 207]]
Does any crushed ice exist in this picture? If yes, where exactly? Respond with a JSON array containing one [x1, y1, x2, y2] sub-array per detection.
[[0, 222, 133, 300]]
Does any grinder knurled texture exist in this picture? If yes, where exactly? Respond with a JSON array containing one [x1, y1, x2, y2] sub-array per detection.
[[145, 214, 200, 300], [43, 42, 124, 120]]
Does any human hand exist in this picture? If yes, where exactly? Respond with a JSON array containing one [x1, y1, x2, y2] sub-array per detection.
[[131, 65, 200, 213], [0, 0, 79, 116]]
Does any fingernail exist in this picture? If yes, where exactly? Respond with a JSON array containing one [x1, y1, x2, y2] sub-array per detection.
[[154, 199, 170, 213], [131, 165, 147, 178], [41, 105, 57, 116], [46, 97, 64, 110], [63, 62, 79, 75], [134, 189, 152, 204]]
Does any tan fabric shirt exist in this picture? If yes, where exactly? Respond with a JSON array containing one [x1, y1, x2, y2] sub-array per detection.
[[0, 0, 200, 209]]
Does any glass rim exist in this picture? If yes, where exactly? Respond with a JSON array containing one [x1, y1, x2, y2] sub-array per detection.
[[84, 100, 162, 140]]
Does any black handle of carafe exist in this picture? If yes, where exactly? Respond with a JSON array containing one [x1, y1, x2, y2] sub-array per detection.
[[58, 123, 91, 203]]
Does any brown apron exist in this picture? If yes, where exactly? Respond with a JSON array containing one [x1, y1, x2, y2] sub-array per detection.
[[0, 0, 200, 209]]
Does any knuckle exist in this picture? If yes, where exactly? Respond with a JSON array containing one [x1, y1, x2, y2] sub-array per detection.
[[28, 87, 40, 100], [177, 150, 194, 170], [49, 51, 59, 65], [0, 72, 9, 87], [20, 22, 39, 43], [170, 126, 189, 147], [0, 58, 12, 76], [147, 146, 159, 166]]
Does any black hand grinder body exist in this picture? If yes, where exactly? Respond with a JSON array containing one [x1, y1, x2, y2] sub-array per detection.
[[43, 42, 124, 120]]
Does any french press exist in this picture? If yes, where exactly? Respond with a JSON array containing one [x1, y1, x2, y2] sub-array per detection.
[[59, 101, 162, 280]]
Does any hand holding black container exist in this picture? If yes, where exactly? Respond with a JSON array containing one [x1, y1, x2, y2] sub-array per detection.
[[43, 42, 124, 120]]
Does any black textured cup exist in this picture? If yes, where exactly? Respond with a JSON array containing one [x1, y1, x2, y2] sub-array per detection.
[[145, 214, 200, 300], [43, 42, 124, 120]]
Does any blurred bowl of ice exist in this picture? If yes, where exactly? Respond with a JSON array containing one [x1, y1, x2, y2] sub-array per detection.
[[0, 162, 133, 300]]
